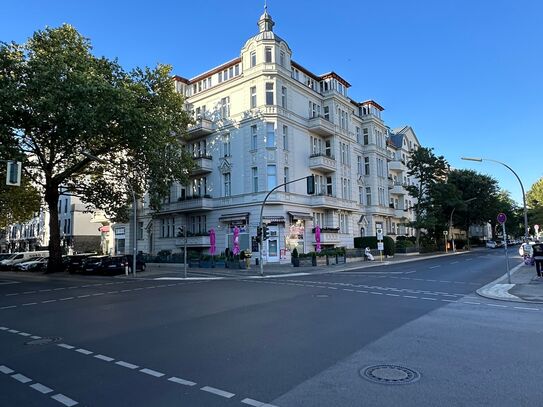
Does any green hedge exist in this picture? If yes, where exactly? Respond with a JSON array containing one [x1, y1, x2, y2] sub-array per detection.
[[353, 236, 395, 256]]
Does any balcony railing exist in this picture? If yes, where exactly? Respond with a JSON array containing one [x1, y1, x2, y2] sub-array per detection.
[[308, 115, 334, 136], [158, 196, 214, 214], [390, 182, 406, 195], [186, 118, 214, 140], [192, 156, 213, 175], [309, 153, 336, 173], [388, 160, 406, 172]]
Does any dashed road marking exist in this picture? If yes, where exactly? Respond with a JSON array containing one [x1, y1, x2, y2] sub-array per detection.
[[201, 386, 235, 398], [30, 383, 54, 394], [75, 348, 93, 355], [242, 398, 278, 407], [168, 376, 196, 386], [12, 373, 32, 383], [0, 365, 14, 374], [57, 344, 75, 350], [94, 354, 114, 362], [51, 393, 78, 406], [140, 368, 165, 378], [115, 361, 139, 369]]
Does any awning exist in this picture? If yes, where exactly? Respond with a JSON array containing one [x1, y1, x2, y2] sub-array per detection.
[[288, 211, 313, 221], [219, 212, 250, 222], [263, 216, 285, 223]]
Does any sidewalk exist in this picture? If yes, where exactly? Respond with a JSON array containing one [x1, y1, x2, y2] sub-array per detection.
[[127, 250, 472, 280], [477, 261, 543, 304]]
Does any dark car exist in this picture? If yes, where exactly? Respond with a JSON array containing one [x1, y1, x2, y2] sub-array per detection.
[[83, 255, 128, 275], [66, 253, 96, 274], [125, 254, 146, 272]]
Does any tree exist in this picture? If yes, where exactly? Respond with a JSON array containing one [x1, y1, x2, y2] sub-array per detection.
[[405, 147, 449, 248], [527, 177, 543, 235], [0, 25, 193, 271]]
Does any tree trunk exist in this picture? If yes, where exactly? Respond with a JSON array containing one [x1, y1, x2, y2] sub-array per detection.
[[45, 182, 63, 273]]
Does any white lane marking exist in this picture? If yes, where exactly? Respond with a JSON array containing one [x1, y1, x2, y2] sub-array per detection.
[[441, 299, 456, 303], [92, 293, 105, 296], [22, 302, 38, 306], [465, 258, 473, 261], [242, 398, 278, 407], [75, 348, 92, 355], [51, 393, 78, 406], [343, 289, 355, 292], [168, 376, 196, 386], [18, 332, 31, 337], [40, 289, 52, 292], [59, 297, 74, 301], [77, 295, 90, 298], [403, 295, 418, 299], [57, 344, 75, 350], [1, 306, 17, 309], [513, 306, 539, 311], [30, 382, 54, 394], [487, 304, 508, 308], [42, 300, 57, 304], [120, 289, 132, 292], [30, 336, 41, 339], [463, 301, 481, 305], [12, 373, 32, 383], [115, 361, 139, 369], [421, 297, 437, 301], [53, 288, 64, 291], [450, 261, 459, 264], [23, 291, 36, 294], [140, 368, 165, 377], [370, 292, 383, 295], [6, 293, 19, 296], [356, 290, 368, 293], [8, 329, 19, 333], [200, 386, 235, 398], [0, 365, 14, 374], [0, 327, 8, 330], [386, 293, 400, 297], [106, 291, 119, 294], [429, 266, 441, 269], [94, 354, 114, 362]]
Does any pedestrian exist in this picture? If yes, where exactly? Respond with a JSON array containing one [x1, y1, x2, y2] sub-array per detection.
[[532, 243, 543, 278], [364, 247, 374, 261]]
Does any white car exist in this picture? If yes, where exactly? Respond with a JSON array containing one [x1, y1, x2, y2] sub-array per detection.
[[486, 241, 498, 249]]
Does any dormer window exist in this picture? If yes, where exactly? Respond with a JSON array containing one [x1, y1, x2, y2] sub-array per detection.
[[250, 51, 256, 67], [280, 51, 285, 66], [265, 47, 272, 63]]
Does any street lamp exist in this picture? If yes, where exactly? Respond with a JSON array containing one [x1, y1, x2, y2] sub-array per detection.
[[82, 152, 137, 277], [461, 157, 529, 242], [449, 197, 477, 252]]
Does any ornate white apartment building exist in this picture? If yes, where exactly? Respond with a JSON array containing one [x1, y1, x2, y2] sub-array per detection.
[[120, 10, 421, 263]]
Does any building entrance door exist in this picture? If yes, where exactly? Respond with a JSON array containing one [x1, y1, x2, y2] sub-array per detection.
[[266, 226, 279, 263]]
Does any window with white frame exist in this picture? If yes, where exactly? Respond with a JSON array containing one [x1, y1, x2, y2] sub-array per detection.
[[222, 133, 231, 157], [323, 106, 330, 121], [265, 47, 272, 63], [363, 128, 369, 145], [265, 83, 274, 105], [267, 165, 277, 190], [284, 167, 289, 192], [357, 156, 362, 175], [282, 125, 288, 150], [313, 212, 324, 227], [281, 86, 287, 108], [250, 86, 257, 108], [161, 218, 176, 238], [266, 123, 275, 147], [356, 126, 361, 143], [364, 157, 370, 175], [280, 50, 285, 66], [339, 213, 347, 233], [326, 176, 333, 195], [250, 51, 256, 67], [366, 187, 372, 206], [220, 96, 230, 118], [224, 172, 231, 197], [378, 187, 385, 205], [252, 167, 258, 193], [359, 187, 364, 204], [251, 125, 258, 150]]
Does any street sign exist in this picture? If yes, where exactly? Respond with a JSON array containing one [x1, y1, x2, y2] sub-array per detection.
[[443, 231, 448, 235], [377, 242, 384, 251], [376, 228, 383, 241], [497, 213, 507, 224]]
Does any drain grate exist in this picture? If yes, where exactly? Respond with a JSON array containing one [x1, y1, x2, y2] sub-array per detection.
[[361, 364, 420, 385], [25, 337, 62, 346]]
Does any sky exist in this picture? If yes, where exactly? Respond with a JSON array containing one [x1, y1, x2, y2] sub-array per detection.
[[1, 0, 541, 206]]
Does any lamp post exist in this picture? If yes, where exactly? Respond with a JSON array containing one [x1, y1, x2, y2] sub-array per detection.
[[82, 152, 137, 277], [461, 157, 529, 242], [449, 197, 477, 252]]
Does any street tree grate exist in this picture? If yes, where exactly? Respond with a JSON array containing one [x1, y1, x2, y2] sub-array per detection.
[[25, 337, 62, 346], [361, 364, 420, 385]]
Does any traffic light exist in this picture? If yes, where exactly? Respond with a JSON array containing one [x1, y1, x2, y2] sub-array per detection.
[[263, 225, 270, 241], [256, 226, 262, 244], [177, 226, 185, 237], [6, 161, 21, 186], [306, 175, 315, 195]]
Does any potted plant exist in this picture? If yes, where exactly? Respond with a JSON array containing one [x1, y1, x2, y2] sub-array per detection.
[[291, 248, 300, 267]]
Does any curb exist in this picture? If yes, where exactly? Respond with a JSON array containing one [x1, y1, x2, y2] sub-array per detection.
[[476, 262, 536, 303]]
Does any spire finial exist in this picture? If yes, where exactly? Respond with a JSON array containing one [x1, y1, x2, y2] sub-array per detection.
[[264, 0, 267, 12]]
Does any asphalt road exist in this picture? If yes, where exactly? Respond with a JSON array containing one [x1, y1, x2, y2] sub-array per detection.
[[1, 249, 542, 406]]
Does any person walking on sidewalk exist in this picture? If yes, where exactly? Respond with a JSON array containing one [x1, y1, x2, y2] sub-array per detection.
[[532, 243, 543, 278]]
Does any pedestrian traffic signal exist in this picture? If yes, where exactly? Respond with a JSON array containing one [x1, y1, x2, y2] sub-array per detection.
[[306, 175, 315, 195], [256, 226, 262, 244], [263, 225, 270, 241], [6, 161, 21, 186]]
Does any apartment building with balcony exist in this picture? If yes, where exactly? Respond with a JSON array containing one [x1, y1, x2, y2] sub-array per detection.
[[126, 9, 421, 263]]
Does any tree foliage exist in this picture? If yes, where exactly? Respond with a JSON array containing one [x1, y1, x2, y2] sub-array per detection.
[[527, 177, 543, 234], [405, 147, 448, 247], [0, 25, 193, 270]]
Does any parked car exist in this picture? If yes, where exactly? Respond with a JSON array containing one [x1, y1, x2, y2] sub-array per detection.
[[14, 257, 48, 271], [83, 255, 128, 275], [125, 254, 146, 272], [0, 253, 13, 262], [66, 253, 96, 274], [486, 240, 498, 249], [0, 251, 49, 270]]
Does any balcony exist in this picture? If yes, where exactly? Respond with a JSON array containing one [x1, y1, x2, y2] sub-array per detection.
[[308, 116, 334, 137], [387, 178, 394, 189], [159, 196, 214, 214], [310, 194, 358, 210], [394, 208, 409, 219], [186, 118, 214, 140], [390, 182, 406, 195], [388, 160, 407, 172], [175, 235, 211, 248], [310, 231, 340, 244], [191, 156, 213, 175], [309, 153, 336, 173]]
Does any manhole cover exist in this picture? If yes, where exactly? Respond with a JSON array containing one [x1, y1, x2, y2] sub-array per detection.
[[25, 337, 62, 346], [361, 365, 420, 385]]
